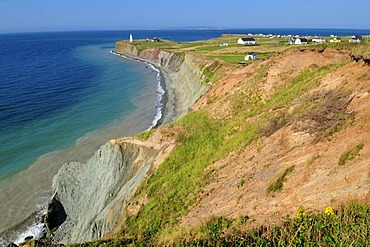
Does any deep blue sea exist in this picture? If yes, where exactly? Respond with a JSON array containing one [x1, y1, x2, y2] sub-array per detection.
[[0, 28, 369, 245]]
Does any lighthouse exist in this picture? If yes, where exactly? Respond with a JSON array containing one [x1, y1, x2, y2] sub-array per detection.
[[129, 33, 133, 43]]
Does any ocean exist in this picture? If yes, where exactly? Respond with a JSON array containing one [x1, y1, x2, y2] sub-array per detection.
[[0, 28, 369, 245]]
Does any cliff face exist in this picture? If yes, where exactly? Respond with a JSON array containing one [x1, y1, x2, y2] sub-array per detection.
[[115, 42, 212, 119], [115, 42, 183, 72], [45, 135, 176, 244]]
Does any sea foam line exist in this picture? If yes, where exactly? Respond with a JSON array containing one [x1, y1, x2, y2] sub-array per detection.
[[110, 51, 165, 130], [13, 223, 45, 245], [4, 199, 49, 246]]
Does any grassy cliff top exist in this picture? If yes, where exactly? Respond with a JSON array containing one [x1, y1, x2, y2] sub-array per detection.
[[121, 34, 369, 65]]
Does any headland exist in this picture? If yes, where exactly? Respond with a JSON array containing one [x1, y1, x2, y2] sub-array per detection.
[[13, 33, 370, 246]]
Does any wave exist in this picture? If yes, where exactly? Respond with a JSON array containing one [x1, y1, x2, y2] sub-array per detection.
[[1, 202, 47, 246], [12, 223, 45, 245], [110, 50, 165, 130]]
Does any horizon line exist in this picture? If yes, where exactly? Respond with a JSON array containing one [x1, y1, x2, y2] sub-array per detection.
[[1, 27, 370, 35]]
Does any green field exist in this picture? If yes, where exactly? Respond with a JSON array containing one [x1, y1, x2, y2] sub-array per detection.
[[123, 34, 368, 65]]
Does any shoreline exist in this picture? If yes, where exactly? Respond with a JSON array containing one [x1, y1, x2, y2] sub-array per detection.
[[5, 44, 206, 246], [111, 50, 178, 128], [1, 52, 167, 246]]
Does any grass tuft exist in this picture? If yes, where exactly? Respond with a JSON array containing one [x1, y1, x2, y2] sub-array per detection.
[[338, 143, 364, 165], [267, 166, 295, 195], [136, 129, 156, 140]]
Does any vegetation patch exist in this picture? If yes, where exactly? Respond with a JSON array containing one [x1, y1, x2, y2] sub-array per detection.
[[202, 61, 221, 84], [207, 54, 245, 65], [136, 129, 156, 140], [120, 111, 225, 243], [29, 203, 370, 246], [298, 90, 355, 140], [238, 177, 246, 188], [267, 165, 295, 196], [350, 44, 370, 63], [180, 203, 370, 247], [257, 112, 292, 137], [133, 40, 178, 53], [338, 143, 364, 165]]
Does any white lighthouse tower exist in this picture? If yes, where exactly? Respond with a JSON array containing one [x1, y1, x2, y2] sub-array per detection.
[[129, 33, 133, 43]]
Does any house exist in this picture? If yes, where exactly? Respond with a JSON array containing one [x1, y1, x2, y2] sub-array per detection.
[[312, 38, 326, 43], [330, 37, 341, 43], [237, 37, 257, 45], [153, 37, 161, 42], [349, 35, 364, 43], [245, 52, 257, 60], [288, 37, 308, 45]]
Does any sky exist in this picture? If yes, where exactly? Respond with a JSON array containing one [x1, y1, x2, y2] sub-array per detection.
[[0, 0, 370, 33]]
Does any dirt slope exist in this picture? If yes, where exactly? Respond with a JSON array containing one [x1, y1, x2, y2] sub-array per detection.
[[182, 47, 370, 228]]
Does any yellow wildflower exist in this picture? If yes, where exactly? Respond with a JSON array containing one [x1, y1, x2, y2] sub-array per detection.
[[325, 206, 335, 216], [296, 205, 306, 218]]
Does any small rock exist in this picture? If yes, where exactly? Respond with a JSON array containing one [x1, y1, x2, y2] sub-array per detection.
[[7, 242, 18, 247], [24, 236, 33, 241]]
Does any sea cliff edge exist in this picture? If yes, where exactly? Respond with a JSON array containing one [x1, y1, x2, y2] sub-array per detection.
[[42, 42, 213, 244]]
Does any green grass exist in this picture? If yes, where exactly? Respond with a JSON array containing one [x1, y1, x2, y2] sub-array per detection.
[[207, 54, 246, 64], [267, 166, 295, 195], [181, 203, 370, 247], [136, 129, 156, 140], [121, 111, 225, 243], [207, 52, 272, 65], [338, 143, 364, 165], [132, 40, 178, 53], [195, 45, 227, 52], [28, 203, 370, 246], [238, 177, 246, 188]]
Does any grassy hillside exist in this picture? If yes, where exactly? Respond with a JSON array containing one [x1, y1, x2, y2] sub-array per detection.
[[24, 35, 370, 247]]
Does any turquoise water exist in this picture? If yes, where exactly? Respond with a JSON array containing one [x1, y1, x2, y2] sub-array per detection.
[[0, 39, 157, 179], [0, 32, 160, 238]]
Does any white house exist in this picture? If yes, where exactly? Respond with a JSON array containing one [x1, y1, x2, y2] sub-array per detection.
[[245, 52, 257, 60], [288, 37, 308, 45], [349, 35, 364, 43], [237, 37, 257, 45], [312, 38, 326, 43]]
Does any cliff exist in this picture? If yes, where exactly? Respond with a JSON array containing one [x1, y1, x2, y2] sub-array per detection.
[[44, 43, 214, 244], [45, 134, 177, 244], [44, 42, 370, 245], [109, 46, 369, 245], [115, 42, 215, 121]]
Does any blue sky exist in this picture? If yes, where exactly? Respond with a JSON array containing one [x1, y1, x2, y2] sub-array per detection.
[[0, 0, 369, 33]]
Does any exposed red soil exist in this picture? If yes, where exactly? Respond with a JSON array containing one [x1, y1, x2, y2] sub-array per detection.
[[182, 48, 370, 228]]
